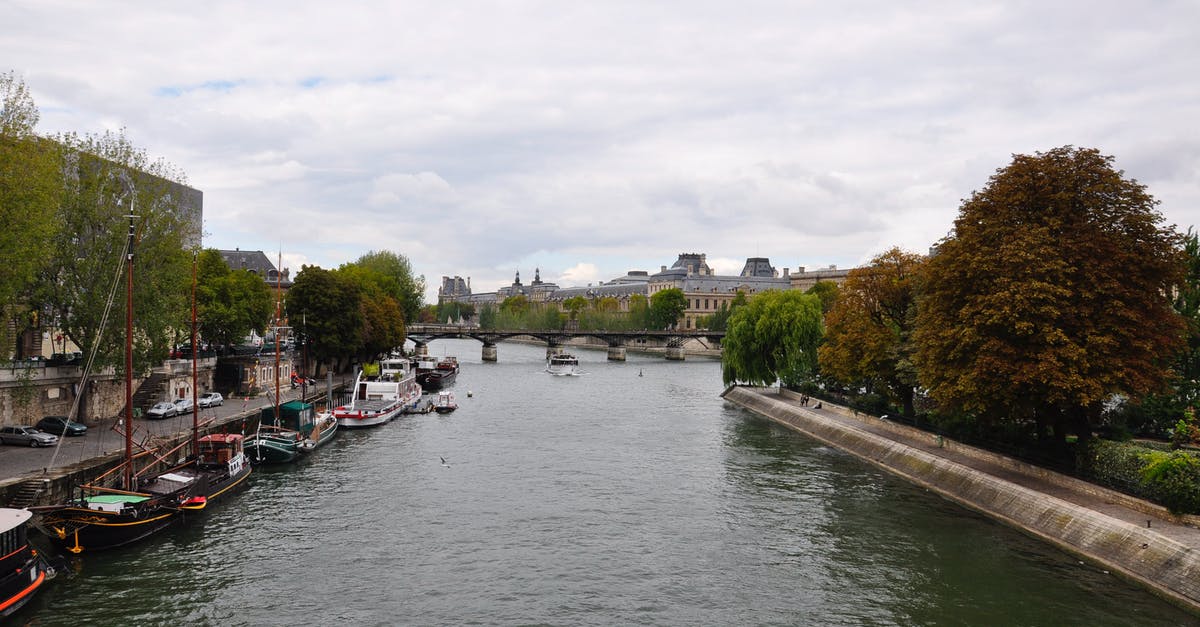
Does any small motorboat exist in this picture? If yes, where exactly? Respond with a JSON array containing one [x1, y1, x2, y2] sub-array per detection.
[[434, 390, 458, 414]]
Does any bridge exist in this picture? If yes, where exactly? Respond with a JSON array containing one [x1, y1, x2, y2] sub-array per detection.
[[405, 324, 725, 362]]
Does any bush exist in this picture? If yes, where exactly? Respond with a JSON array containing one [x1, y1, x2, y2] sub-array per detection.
[[1083, 440, 1200, 515], [1141, 452, 1200, 515]]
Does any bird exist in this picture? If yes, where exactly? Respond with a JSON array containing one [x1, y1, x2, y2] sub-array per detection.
[[440, 456, 450, 467]]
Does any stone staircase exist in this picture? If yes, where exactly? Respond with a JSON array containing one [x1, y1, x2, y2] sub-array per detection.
[[127, 370, 170, 417], [5, 479, 48, 508]]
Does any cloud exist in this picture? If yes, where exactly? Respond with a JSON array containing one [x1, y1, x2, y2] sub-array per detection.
[[4, 0, 1198, 307]]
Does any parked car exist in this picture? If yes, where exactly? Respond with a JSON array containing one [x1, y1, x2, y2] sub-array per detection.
[[35, 415, 88, 436], [198, 392, 224, 408], [173, 397, 195, 414], [0, 426, 59, 447], [145, 402, 177, 419]]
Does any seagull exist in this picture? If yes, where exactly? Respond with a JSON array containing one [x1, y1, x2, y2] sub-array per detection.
[[440, 456, 450, 467]]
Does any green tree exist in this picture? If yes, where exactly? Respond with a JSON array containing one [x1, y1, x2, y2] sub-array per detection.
[[478, 304, 497, 329], [287, 265, 363, 372], [500, 295, 530, 316], [722, 290, 824, 387], [38, 129, 193, 372], [628, 294, 650, 328], [196, 249, 272, 350], [806, 281, 840, 314], [819, 248, 924, 416], [649, 288, 688, 329], [708, 291, 747, 332], [0, 72, 59, 356], [562, 296, 588, 321], [353, 250, 424, 325], [913, 146, 1186, 444]]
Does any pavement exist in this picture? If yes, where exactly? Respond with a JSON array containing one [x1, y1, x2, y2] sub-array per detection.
[[0, 384, 331, 481]]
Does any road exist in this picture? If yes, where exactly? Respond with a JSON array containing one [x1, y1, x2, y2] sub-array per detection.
[[0, 384, 332, 481]]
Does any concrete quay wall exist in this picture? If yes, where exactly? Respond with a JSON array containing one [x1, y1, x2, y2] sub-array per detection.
[[723, 386, 1200, 613]]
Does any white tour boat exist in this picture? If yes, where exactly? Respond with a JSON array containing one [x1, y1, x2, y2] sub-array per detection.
[[546, 353, 580, 376], [333, 357, 423, 428]]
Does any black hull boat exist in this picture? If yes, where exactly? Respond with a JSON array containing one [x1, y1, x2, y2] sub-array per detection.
[[33, 488, 188, 554], [419, 357, 459, 391], [0, 509, 53, 617]]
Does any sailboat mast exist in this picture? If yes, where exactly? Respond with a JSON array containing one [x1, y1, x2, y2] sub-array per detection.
[[191, 252, 199, 457], [274, 251, 282, 425], [124, 208, 135, 490]]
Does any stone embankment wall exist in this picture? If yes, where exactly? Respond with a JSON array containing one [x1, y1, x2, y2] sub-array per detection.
[[723, 386, 1200, 613]]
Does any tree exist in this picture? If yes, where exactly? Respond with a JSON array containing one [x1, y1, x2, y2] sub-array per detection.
[[562, 296, 588, 321], [0, 72, 58, 356], [649, 288, 688, 329], [722, 290, 824, 387], [628, 294, 650, 328], [335, 263, 407, 359], [806, 281, 840, 314], [353, 250, 424, 325], [196, 249, 272, 350], [708, 291, 747, 332], [287, 265, 363, 372], [819, 248, 924, 416], [38, 129, 193, 373], [913, 146, 1186, 444], [478, 304, 497, 329]]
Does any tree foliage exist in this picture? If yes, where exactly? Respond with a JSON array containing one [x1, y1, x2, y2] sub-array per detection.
[[649, 288, 688, 329], [38, 129, 193, 373], [806, 281, 840, 314], [562, 296, 588, 320], [287, 265, 363, 370], [819, 248, 924, 416], [913, 146, 1186, 442], [353, 249, 424, 324], [0, 72, 58, 356], [722, 290, 824, 387], [196, 249, 272, 349]]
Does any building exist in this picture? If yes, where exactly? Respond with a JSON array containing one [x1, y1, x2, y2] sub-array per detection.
[[218, 249, 292, 290], [648, 253, 791, 329]]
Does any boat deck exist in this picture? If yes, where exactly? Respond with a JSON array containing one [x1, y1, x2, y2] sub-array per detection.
[[340, 399, 401, 413]]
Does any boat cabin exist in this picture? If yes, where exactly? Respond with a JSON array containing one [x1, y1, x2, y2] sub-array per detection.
[[198, 433, 246, 466]]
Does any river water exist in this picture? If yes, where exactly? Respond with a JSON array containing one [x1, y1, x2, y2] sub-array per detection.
[[16, 339, 1195, 625]]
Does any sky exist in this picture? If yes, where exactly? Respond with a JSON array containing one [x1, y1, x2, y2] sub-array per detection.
[[4, 1, 1199, 304]]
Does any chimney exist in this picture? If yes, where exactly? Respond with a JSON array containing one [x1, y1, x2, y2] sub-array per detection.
[[783, 268, 789, 277]]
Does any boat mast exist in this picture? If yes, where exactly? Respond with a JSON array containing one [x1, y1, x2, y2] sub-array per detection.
[[123, 192, 135, 491], [274, 251, 282, 426], [191, 252, 199, 457]]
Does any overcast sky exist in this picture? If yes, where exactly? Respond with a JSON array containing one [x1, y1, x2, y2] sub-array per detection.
[[5, 1, 1198, 302]]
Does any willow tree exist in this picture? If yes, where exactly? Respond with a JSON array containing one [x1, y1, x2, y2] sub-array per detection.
[[722, 290, 823, 387], [913, 146, 1185, 443], [819, 249, 924, 416], [0, 72, 59, 356]]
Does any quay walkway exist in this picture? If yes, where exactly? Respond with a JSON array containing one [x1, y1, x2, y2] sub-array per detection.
[[0, 381, 348, 503], [723, 386, 1200, 614]]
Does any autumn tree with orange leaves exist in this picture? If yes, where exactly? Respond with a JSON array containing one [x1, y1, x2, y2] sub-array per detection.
[[913, 146, 1186, 445], [819, 248, 925, 417]]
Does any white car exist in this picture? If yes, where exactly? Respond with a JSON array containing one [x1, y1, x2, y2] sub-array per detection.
[[0, 426, 59, 447], [198, 392, 224, 408], [145, 402, 177, 420], [173, 397, 195, 414]]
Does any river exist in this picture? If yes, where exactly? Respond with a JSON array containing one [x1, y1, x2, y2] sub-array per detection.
[[15, 339, 1195, 625]]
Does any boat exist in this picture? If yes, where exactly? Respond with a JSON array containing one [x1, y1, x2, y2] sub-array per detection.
[[299, 410, 338, 453], [333, 357, 423, 428], [246, 252, 304, 464], [434, 390, 458, 414], [0, 509, 53, 617], [419, 356, 459, 391], [546, 353, 580, 376]]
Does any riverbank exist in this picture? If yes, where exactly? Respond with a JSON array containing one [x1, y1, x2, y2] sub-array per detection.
[[722, 385, 1200, 614]]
